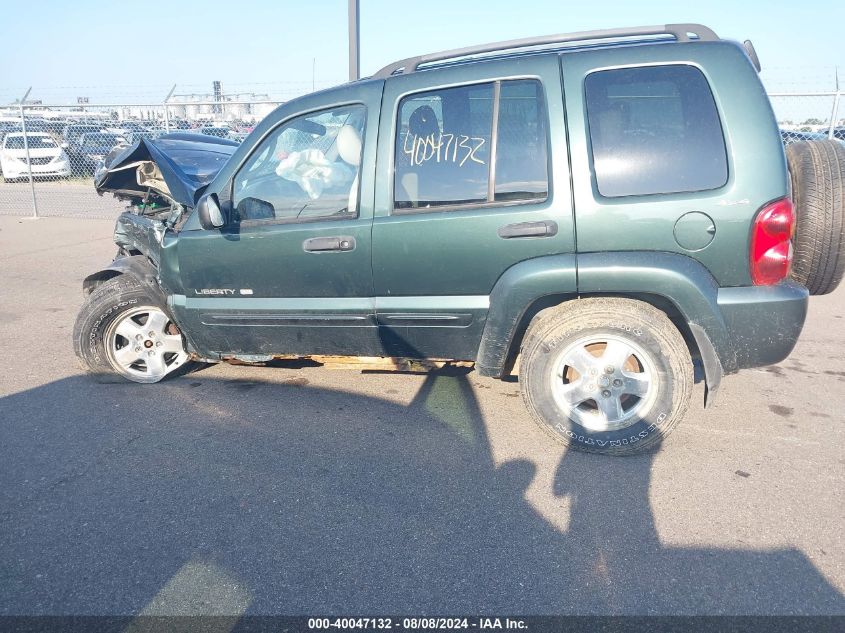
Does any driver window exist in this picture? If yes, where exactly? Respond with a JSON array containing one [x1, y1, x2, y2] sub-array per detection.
[[233, 105, 366, 223]]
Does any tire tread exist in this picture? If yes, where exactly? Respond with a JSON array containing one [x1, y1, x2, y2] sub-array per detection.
[[519, 298, 693, 456], [786, 140, 845, 295]]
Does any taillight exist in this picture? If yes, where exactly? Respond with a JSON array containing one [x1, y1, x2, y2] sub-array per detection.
[[750, 198, 795, 285]]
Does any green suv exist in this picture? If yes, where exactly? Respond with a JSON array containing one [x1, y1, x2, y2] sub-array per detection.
[[75, 24, 845, 455]]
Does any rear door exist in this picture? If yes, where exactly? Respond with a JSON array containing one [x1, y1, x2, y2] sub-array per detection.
[[372, 56, 575, 359]]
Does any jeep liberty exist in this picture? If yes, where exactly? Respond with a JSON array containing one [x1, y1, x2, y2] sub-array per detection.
[[74, 24, 845, 455]]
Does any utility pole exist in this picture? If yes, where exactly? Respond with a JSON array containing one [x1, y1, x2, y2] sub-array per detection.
[[348, 0, 360, 81]]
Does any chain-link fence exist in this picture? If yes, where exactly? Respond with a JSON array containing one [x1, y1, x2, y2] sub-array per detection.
[[0, 96, 289, 218], [0, 89, 842, 219], [769, 92, 843, 144]]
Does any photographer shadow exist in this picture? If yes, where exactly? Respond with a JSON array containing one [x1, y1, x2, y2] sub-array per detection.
[[0, 365, 841, 616]]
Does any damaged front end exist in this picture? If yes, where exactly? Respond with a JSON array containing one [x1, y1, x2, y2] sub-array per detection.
[[95, 132, 238, 208], [96, 133, 239, 260]]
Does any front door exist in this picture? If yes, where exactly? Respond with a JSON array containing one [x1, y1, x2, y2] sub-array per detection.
[[171, 95, 383, 358]]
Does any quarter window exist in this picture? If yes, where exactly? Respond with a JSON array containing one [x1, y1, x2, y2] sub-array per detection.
[[233, 105, 366, 223], [394, 79, 548, 211], [584, 65, 728, 198]]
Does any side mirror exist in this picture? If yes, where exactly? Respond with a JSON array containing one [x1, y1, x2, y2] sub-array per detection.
[[197, 193, 225, 229]]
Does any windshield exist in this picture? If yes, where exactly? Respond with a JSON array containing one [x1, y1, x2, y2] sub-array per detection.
[[4, 135, 58, 150], [83, 133, 120, 147]]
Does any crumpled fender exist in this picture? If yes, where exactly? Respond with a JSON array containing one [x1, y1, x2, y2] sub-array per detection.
[[82, 254, 163, 301], [94, 134, 238, 207]]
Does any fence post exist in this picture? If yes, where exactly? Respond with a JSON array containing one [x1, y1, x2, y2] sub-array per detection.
[[18, 88, 38, 219], [828, 92, 841, 139], [163, 84, 176, 133]]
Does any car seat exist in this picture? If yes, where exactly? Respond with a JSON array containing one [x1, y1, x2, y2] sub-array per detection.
[[336, 124, 363, 214]]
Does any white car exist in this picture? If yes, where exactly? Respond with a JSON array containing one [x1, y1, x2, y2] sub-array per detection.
[[0, 132, 71, 182]]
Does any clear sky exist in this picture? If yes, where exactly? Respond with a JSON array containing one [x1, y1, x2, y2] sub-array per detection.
[[0, 0, 842, 104]]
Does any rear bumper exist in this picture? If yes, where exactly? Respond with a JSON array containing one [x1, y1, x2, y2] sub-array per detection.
[[717, 281, 808, 372]]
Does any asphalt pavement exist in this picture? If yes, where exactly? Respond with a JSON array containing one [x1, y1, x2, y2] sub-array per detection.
[[0, 215, 843, 616], [0, 180, 122, 219]]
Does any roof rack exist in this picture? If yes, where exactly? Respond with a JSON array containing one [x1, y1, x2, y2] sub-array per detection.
[[374, 23, 719, 78]]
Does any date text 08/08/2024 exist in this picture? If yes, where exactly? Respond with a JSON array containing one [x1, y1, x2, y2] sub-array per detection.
[[307, 617, 528, 630]]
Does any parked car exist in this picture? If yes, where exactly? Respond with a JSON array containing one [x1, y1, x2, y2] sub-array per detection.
[[0, 132, 71, 181], [63, 123, 106, 148], [122, 129, 168, 145], [75, 132, 126, 174], [18, 118, 53, 135], [104, 121, 149, 137], [75, 23, 845, 455], [0, 121, 23, 145], [195, 126, 231, 138]]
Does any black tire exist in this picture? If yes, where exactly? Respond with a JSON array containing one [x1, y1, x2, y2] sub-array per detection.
[[786, 139, 845, 295], [73, 275, 193, 383], [519, 298, 693, 456]]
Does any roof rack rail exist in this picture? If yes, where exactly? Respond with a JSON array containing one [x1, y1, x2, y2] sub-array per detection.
[[374, 23, 719, 78]]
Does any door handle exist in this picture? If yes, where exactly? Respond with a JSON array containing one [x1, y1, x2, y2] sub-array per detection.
[[497, 221, 558, 239], [302, 236, 356, 252]]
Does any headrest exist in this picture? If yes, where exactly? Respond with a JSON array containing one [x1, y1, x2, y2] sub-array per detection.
[[336, 125, 362, 167], [408, 105, 439, 137]]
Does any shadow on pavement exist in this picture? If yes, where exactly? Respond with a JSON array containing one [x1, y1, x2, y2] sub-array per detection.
[[0, 370, 842, 615]]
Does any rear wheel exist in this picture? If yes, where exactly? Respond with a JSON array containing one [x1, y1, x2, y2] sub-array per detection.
[[73, 276, 191, 383], [520, 298, 693, 455], [786, 139, 845, 295]]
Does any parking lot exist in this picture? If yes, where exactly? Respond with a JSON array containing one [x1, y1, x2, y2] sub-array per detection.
[[0, 113, 254, 223], [0, 180, 122, 219], [0, 214, 843, 615]]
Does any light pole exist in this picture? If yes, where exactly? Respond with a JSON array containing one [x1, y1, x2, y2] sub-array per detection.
[[348, 0, 360, 81]]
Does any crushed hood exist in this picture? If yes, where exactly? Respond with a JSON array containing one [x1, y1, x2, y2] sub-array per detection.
[[94, 133, 239, 207]]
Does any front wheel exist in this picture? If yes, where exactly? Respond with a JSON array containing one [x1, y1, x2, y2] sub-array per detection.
[[73, 276, 191, 383], [519, 298, 693, 455]]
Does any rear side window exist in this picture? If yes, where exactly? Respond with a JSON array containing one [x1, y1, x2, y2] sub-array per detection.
[[394, 79, 548, 211], [585, 65, 727, 198]]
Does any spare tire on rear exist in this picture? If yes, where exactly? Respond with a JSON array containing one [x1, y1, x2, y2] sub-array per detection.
[[785, 139, 845, 295]]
